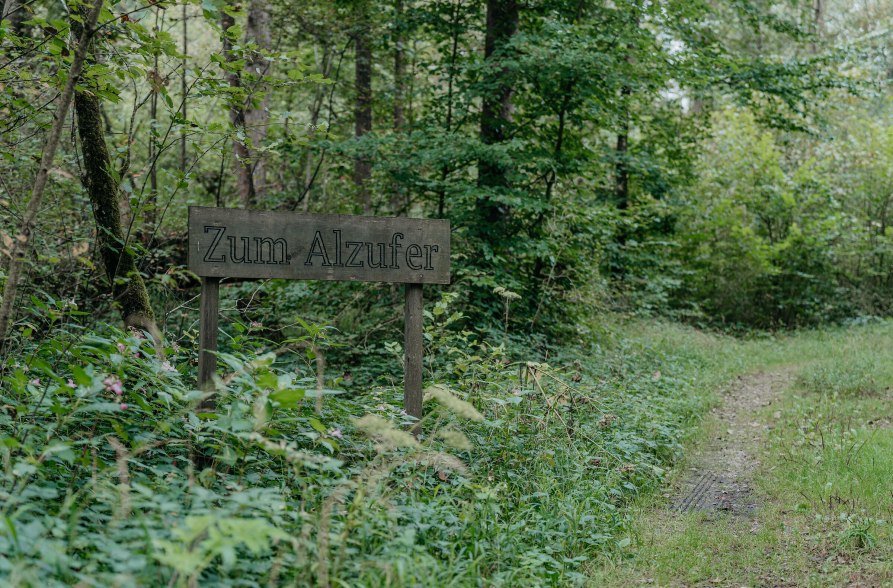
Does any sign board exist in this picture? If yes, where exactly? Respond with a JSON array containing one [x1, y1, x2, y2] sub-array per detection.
[[188, 207, 450, 284], [188, 206, 451, 427]]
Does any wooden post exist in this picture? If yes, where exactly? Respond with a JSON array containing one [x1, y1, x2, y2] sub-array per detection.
[[197, 277, 220, 406], [404, 283, 424, 425]]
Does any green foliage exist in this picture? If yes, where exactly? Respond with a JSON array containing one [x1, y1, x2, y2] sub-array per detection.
[[669, 107, 887, 327], [0, 0, 875, 337], [3, 0, 893, 582], [0, 298, 737, 585]]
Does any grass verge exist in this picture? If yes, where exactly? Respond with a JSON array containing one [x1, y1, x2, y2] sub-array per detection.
[[589, 322, 893, 586]]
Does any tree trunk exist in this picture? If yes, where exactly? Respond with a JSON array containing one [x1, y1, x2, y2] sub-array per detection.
[[222, 11, 256, 207], [180, 1, 188, 173], [477, 0, 518, 228], [615, 85, 631, 211], [390, 0, 407, 214], [436, 0, 462, 219], [811, 0, 824, 53], [354, 16, 373, 213], [245, 0, 271, 198], [393, 0, 406, 131], [611, 11, 639, 280], [146, 8, 161, 241], [75, 90, 161, 342], [615, 10, 638, 211], [302, 44, 331, 212], [70, 9, 161, 344]]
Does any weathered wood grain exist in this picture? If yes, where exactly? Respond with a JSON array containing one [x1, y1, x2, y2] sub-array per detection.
[[188, 207, 450, 284], [404, 283, 424, 426], [197, 276, 219, 400]]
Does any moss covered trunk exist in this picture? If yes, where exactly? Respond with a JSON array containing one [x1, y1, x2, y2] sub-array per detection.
[[74, 86, 159, 340]]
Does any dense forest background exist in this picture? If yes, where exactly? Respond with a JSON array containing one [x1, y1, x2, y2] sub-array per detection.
[[2, 0, 893, 585], [2, 0, 892, 343]]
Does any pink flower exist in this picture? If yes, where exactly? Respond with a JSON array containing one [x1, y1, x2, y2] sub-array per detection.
[[161, 360, 176, 373], [103, 376, 123, 396], [66, 379, 77, 389], [29, 378, 41, 386], [119, 403, 128, 410], [172, 342, 180, 352], [250, 321, 262, 329], [329, 428, 343, 439], [116, 342, 127, 354]]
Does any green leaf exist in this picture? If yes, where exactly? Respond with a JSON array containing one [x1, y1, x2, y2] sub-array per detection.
[[42, 442, 74, 464], [269, 388, 305, 408], [308, 418, 326, 433], [225, 24, 243, 39], [74, 403, 124, 414], [255, 371, 278, 390], [1, 437, 20, 449], [70, 365, 91, 387], [251, 352, 277, 369]]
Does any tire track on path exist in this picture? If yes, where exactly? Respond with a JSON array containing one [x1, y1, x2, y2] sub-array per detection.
[[672, 370, 795, 516]]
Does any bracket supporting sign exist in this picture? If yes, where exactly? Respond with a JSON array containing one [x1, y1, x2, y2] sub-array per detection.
[[188, 206, 451, 423]]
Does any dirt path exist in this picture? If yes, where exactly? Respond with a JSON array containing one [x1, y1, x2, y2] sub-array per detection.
[[672, 370, 795, 516]]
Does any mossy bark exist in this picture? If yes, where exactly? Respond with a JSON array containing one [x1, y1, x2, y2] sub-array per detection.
[[73, 69, 160, 343], [221, 11, 256, 208], [354, 13, 373, 213], [245, 0, 271, 198], [477, 0, 518, 235]]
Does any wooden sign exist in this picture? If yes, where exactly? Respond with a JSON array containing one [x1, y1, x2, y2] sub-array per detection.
[[188, 207, 450, 284], [188, 206, 451, 428]]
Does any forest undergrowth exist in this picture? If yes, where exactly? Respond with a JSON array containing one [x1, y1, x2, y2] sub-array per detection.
[[1, 294, 785, 587]]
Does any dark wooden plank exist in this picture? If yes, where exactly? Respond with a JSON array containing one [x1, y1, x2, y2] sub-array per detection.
[[188, 206, 450, 285], [197, 277, 219, 404], [404, 283, 424, 426]]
